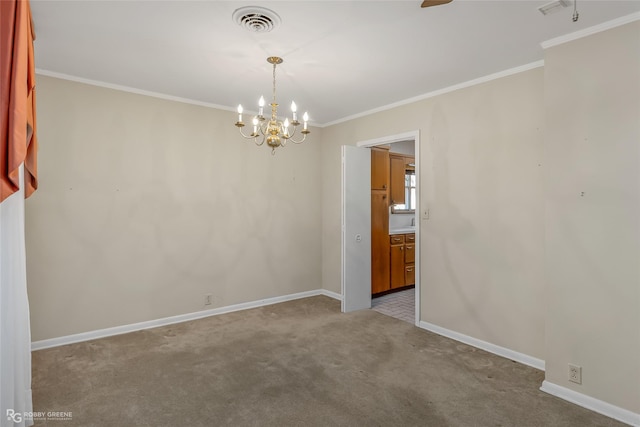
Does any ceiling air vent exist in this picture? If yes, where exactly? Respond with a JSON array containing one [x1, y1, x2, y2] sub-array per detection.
[[537, 0, 571, 15], [232, 7, 281, 33]]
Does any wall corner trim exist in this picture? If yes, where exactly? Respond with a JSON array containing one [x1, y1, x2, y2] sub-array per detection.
[[418, 321, 545, 371], [541, 11, 640, 49], [31, 289, 342, 351], [540, 381, 640, 426]]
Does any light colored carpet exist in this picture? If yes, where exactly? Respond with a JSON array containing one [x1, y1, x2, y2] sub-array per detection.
[[32, 296, 624, 426]]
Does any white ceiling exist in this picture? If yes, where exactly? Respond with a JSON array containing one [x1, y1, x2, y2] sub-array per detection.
[[31, 0, 640, 126]]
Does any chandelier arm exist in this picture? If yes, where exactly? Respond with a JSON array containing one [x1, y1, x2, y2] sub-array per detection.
[[254, 124, 267, 146], [258, 121, 268, 136], [238, 127, 258, 140], [287, 133, 308, 145], [287, 123, 299, 139], [237, 121, 270, 146]]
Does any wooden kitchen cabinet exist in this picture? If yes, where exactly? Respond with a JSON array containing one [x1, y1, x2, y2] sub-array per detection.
[[371, 146, 417, 295], [371, 191, 390, 294], [390, 235, 405, 289], [405, 265, 415, 287], [404, 242, 415, 264], [404, 233, 415, 286], [371, 146, 391, 294], [389, 154, 405, 206], [388, 233, 415, 289], [371, 147, 390, 191], [405, 156, 415, 172], [390, 234, 404, 245]]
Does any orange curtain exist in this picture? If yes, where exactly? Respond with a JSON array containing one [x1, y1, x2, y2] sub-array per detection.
[[1, 0, 38, 203]]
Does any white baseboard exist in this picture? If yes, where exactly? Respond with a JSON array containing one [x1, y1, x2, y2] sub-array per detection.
[[319, 289, 342, 300], [417, 321, 639, 425], [418, 320, 545, 371], [541, 381, 640, 427], [32, 289, 341, 351]]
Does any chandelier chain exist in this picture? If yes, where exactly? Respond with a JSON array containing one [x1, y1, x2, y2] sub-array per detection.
[[272, 62, 277, 105]]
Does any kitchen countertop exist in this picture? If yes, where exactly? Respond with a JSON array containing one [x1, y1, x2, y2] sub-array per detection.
[[389, 227, 415, 235]]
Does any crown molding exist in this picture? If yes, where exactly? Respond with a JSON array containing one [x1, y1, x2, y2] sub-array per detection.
[[541, 11, 640, 49], [35, 68, 235, 112], [38, 61, 544, 129], [323, 60, 544, 128]]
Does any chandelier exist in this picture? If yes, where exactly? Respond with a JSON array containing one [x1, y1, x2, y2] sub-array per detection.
[[235, 57, 310, 154]]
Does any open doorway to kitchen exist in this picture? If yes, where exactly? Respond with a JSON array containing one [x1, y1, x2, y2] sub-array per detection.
[[341, 130, 420, 326]]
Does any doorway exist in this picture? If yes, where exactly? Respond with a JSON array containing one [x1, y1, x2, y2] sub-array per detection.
[[341, 130, 421, 326]]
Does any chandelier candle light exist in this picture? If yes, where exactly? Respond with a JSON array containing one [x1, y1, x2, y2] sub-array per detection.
[[235, 57, 310, 154]]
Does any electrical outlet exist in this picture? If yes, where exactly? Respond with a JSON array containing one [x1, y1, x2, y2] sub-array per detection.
[[204, 294, 212, 306], [568, 364, 582, 384]]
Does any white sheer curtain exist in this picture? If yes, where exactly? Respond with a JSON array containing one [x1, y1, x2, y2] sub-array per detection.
[[0, 164, 33, 427]]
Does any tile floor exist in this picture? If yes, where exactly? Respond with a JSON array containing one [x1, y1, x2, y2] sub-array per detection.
[[371, 288, 415, 324]]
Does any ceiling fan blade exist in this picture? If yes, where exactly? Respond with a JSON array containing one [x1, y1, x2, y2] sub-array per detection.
[[421, 0, 453, 8]]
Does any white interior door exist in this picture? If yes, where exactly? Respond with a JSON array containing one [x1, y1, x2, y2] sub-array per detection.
[[341, 145, 371, 312]]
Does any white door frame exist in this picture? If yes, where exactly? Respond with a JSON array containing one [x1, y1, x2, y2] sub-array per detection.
[[348, 130, 421, 325]]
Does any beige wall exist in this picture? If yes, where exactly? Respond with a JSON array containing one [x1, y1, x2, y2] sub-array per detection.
[[27, 19, 639, 417], [321, 69, 546, 360], [543, 22, 640, 413], [320, 21, 639, 416], [27, 76, 322, 341]]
